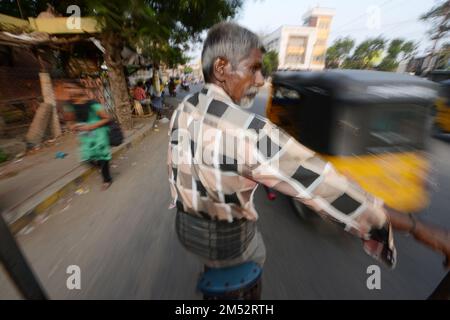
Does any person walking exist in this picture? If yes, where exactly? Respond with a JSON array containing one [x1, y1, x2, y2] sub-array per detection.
[[63, 81, 113, 190]]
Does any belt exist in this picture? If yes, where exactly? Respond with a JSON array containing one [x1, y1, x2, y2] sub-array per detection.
[[175, 209, 256, 261]]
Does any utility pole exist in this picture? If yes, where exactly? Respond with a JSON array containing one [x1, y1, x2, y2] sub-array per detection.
[[16, 0, 24, 19], [0, 214, 48, 300]]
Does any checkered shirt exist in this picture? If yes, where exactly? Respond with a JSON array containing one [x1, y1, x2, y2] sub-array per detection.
[[167, 83, 397, 267]]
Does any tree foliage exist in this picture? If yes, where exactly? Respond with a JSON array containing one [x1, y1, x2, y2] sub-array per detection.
[[325, 35, 419, 71], [421, 0, 450, 42], [0, 0, 244, 128], [0, 0, 49, 18], [341, 37, 385, 70], [377, 39, 416, 71], [435, 42, 450, 70], [0, 0, 244, 66], [325, 37, 354, 69], [262, 50, 278, 76], [83, 0, 243, 64]]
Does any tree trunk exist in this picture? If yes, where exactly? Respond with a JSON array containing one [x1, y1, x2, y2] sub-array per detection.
[[38, 72, 62, 138], [101, 32, 132, 129], [25, 102, 52, 146], [26, 70, 62, 146], [153, 66, 161, 94]]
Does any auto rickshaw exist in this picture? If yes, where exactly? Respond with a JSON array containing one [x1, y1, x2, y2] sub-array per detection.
[[266, 70, 438, 215], [432, 79, 450, 135]]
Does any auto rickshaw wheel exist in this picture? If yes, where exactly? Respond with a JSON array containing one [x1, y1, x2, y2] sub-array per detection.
[[290, 198, 316, 220]]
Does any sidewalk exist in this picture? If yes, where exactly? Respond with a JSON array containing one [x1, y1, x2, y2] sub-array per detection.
[[0, 86, 258, 223], [0, 97, 181, 233]]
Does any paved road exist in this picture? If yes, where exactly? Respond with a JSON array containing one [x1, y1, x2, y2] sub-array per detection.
[[1, 84, 449, 299]]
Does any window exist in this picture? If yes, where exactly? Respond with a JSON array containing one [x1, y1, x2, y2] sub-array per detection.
[[285, 54, 305, 65], [285, 36, 307, 65], [275, 86, 301, 100], [288, 36, 307, 47], [304, 17, 318, 27], [366, 105, 427, 152]]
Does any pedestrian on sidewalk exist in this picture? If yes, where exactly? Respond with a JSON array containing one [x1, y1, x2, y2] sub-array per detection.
[[150, 77, 163, 115], [150, 68, 165, 131], [63, 81, 113, 190], [132, 81, 152, 115], [133, 81, 147, 102]]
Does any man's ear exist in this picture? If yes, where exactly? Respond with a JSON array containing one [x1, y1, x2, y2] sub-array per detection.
[[213, 57, 230, 83]]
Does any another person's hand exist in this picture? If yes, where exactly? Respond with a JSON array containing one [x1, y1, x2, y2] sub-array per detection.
[[415, 224, 450, 268], [384, 207, 412, 231], [68, 123, 78, 131], [385, 206, 450, 268]]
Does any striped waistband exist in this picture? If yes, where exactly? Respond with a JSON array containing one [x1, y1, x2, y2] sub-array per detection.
[[175, 210, 256, 261]]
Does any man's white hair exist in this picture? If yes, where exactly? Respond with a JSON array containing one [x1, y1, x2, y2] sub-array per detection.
[[201, 22, 265, 83]]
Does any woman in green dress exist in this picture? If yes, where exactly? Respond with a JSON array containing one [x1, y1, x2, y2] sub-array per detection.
[[63, 81, 113, 190]]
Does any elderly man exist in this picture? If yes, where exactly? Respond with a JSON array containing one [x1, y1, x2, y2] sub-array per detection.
[[168, 21, 394, 268], [167, 22, 450, 289]]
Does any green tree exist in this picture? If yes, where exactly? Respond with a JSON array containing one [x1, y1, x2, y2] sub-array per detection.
[[421, 1, 450, 49], [87, 0, 244, 129], [342, 37, 386, 70], [262, 50, 278, 76], [435, 43, 450, 70], [325, 37, 355, 69], [1, 0, 244, 128], [421, 1, 450, 72], [377, 39, 416, 72], [0, 0, 47, 19]]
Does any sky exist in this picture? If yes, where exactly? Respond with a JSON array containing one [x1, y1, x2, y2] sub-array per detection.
[[188, 0, 443, 62]]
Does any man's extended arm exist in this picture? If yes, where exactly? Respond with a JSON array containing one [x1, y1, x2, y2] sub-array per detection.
[[241, 118, 450, 268], [238, 120, 396, 266]]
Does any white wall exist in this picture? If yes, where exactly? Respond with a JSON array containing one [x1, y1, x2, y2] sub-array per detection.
[[263, 27, 282, 53], [278, 26, 316, 70]]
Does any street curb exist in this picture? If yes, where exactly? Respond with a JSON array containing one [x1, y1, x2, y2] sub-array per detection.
[[5, 115, 160, 235]]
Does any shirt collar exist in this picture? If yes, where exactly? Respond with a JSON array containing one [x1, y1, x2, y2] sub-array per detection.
[[204, 83, 235, 105]]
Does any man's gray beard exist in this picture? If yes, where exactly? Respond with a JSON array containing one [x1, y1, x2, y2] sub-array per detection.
[[239, 96, 256, 109], [239, 87, 259, 109]]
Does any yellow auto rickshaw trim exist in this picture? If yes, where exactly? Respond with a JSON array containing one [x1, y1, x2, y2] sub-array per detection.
[[323, 152, 430, 213], [436, 97, 450, 133]]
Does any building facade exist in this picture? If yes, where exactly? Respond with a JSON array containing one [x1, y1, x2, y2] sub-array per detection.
[[264, 7, 335, 71]]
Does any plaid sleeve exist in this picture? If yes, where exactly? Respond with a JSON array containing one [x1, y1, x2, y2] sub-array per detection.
[[167, 105, 182, 207], [242, 116, 397, 268]]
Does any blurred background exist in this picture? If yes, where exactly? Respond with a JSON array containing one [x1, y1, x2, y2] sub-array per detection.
[[0, 0, 449, 299]]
